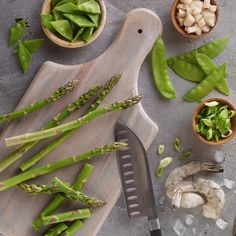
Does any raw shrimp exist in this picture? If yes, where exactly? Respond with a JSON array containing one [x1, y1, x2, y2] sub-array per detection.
[[165, 161, 224, 219]]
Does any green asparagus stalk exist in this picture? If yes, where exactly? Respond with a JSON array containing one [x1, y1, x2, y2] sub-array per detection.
[[33, 164, 93, 230], [61, 220, 84, 236], [44, 223, 68, 236], [19, 177, 104, 207], [0, 80, 78, 124], [42, 208, 91, 225], [5, 95, 141, 146], [0, 142, 127, 191], [19, 74, 122, 171], [0, 86, 100, 173]]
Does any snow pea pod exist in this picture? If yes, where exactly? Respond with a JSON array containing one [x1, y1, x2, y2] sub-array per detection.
[[152, 37, 176, 99], [196, 53, 230, 96], [168, 37, 229, 69], [77, 0, 101, 14], [9, 20, 26, 46], [82, 27, 94, 42], [72, 28, 84, 42], [23, 39, 44, 52], [173, 60, 205, 82], [41, 14, 56, 31], [88, 13, 99, 27], [64, 13, 96, 27], [55, 2, 78, 13], [18, 42, 32, 73], [184, 65, 226, 102], [51, 20, 73, 41]]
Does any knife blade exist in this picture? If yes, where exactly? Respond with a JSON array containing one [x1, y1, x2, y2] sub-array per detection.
[[115, 121, 162, 236]]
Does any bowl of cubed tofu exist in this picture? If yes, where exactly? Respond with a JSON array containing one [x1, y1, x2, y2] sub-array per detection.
[[171, 0, 219, 39]]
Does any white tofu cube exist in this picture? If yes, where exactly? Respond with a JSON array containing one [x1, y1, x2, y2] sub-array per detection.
[[186, 26, 197, 34], [209, 5, 217, 12], [203, 10, 215, 20], [184, 13, 195, 26], [194, 13, 203, 22], [177, 3, 185, 9], [202, 25, 210, 32], [186, 7, 192, 14], [198, 18, 206, 28], [178, 9, 187, 17], [180, 0, 192, 4], [194, 1, 204, 9], [192, 7, 202, 15], [196, 26, 202, 35], [178, 17, 185, 26], [205, 15, 216, 27], [203, 0, 211, 9]]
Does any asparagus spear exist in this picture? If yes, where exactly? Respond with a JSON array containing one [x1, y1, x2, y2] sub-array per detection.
[[0, 80, 78, 124], [0, 86, 100, 173], [44, 223, 68, 236], [19, 74, 121, 171], [42, 208, 91, 225], [0, 142, 127, 191], [33, 164, 93, 230], [19, 177, 104, 207], [5, 95, 141, 146], [61, 220, 83, 236]]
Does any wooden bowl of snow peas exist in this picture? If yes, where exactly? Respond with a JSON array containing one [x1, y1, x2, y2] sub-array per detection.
[[41, 0, 106, 48], [193, 98, 236, 145]]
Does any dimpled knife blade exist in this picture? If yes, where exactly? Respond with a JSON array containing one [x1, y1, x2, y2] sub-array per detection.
[[115, 121, 162, 236]]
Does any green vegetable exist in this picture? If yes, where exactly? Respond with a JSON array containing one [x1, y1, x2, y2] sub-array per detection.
[[51, 20, 73, 41], [157, 144, 165, 155], [0, 142, 127, 191], [41, 14, 56, 31], [184, 65, 226, 102], [61, 220, 84, 236], [151, 37, 176, 99], [33, 164, 93, 230], [0, 86, 99, 173], [156, 157, 173, 177], [167, 37, 229, 69], [64, 13, 96, 27], [18, 42, 32, 72], [53, 8, 65, 20], [178, 151, 192, 160], [9, 19, 26, 46], [88, 13, 99, 27], [20, 177, 104, 207], [22, 39, 44, 52], [196, 101, 235, 141], [77, 0, 101, 14], [196, 53, 230, 96], [42, 208, 91, 225], [0, 79, 78, 124], [72, 28, 84, 42], [174, 137, 181, 152], [173, 60, 205, 82], [44, 223, 68, 236], [81, 27, 94, 42], [18, 75, 121, 170], [55, 2, 78, 13]]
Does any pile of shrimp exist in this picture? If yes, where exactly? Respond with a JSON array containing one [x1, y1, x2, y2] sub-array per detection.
[[165, 161, 225, 219]]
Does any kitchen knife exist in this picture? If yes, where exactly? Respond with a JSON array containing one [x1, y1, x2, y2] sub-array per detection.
[[115, 121, 162, 236]]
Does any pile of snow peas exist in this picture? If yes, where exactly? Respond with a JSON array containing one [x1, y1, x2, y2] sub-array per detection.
[[9, 19, 43, 72], [151, 37, 230, 102], [41, 0, 101, 43]]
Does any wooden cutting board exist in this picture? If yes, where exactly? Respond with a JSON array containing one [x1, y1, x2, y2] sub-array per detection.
[[0, 8, 162, 236]]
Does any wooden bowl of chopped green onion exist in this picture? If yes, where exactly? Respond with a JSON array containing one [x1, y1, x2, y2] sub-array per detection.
[[41, 0, 106, 48], [192, 98, 236, 145]]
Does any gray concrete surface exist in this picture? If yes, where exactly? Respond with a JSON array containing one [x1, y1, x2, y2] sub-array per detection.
[[0, 0, 236, 235]]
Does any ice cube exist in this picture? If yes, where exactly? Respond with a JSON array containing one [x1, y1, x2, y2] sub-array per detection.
[[223, 178, 235, 189], [184, 214, 194, 226], [192, 228, 196, 235], [159, 196, 166, 205], [216, 218, 228, 230], [173, 219, 187, 236], [214, 151, 225, 163]]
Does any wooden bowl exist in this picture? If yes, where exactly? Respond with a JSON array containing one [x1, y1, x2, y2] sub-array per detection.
[[41, 0, 107, 48], [192, 98, 236, 145], [171, 0, 219, 39]]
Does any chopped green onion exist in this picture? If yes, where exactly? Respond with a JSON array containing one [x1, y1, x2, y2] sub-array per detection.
[[157, 144, 165, 155], [156, 157, 173, 177], [178, 151, 192, 160], [174, 138, 181, 152]]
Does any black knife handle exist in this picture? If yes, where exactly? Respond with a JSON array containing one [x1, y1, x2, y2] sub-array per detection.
[[149, 218, 162, 236], [150, 229, 162, 236]]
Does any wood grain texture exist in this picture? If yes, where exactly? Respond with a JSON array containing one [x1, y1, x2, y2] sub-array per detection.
[[0, 8, 162, 236]]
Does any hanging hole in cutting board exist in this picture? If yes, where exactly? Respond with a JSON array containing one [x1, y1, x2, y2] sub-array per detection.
[[138, 29, 143, 34]]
